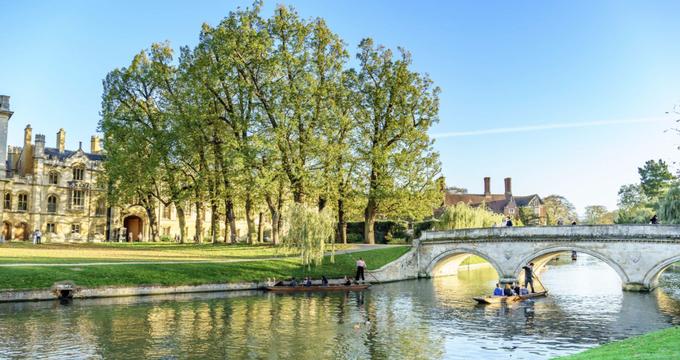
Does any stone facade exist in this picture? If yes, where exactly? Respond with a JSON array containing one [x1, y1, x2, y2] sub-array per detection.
[[0, 95, 257, 242]]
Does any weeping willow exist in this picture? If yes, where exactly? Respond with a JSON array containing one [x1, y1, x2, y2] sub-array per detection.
[[434, 202, 505, 230], [658, 184, 680, 224], [282, 203, 337, 267]]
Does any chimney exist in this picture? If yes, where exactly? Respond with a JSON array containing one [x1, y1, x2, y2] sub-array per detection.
[[90, 135, 101, 154], [504, 177, 512, 196], [24, 125, 32, 146], [0, 95, 12, 175], [34, 134, 45, 158], [484, 177, 491, 196], [57, 128, 65, 153]]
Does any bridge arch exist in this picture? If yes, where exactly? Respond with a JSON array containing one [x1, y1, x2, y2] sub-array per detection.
[[514, 246, 630, 284], [643, 255, 680, 289], [425, 247, 503, 278]]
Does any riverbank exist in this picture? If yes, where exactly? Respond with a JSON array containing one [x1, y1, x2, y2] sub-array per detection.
[[0, 246, 410, 299], [555, 326, 680, 359]]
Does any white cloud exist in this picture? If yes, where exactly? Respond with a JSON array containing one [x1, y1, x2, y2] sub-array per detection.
[[432, 116, 670, 139]]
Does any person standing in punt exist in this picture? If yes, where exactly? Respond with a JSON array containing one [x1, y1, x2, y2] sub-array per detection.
[[355, 257, 366, 283]]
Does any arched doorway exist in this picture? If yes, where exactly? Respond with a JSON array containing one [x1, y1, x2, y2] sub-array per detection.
[[13, 222, 29, 241], [1, 222, 10, 240], [124, 216, 143, 242]]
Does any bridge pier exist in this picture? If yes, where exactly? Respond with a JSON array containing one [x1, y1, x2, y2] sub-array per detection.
[[622, 283, 651, 292]]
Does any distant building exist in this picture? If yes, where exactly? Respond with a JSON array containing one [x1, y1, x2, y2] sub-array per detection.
[[441, 177, 545, 224]]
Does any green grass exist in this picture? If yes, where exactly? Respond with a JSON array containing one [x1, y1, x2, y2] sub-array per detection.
[[0, 241, 355, 264], [555, 326, 680, 360], [0, 246, 410, 290]]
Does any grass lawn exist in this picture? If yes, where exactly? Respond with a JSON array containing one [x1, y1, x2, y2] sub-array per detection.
[[555, 326, 680, 360], [460, 255, 489, 266], [0, 246, 410, 290], [0, 241, 356, 264]]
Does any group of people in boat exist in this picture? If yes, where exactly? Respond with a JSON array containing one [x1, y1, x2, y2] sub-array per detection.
[[491, 262, 537, 297], [267, 257, 369, 287]]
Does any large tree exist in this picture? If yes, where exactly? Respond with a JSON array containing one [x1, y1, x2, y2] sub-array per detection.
[[583, 205, 616, 225], [639, 159, 675, 199], [354, 39, 441, 244], [542, 195, 577, 225], [658, 183, 680, 224]]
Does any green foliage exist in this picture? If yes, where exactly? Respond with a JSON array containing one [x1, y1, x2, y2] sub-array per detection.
[[434, 202, 504, 230], [346, 233, 364, 243], [658, 183, 680, 224], [615, 205, 655, 224], [543, 195, 577, 225], [281, 203, 336, 267], [639, 159, 676, 199], [583, 205, 616, 224]]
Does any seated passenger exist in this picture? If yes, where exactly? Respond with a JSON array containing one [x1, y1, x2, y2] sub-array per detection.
[[513, 283, 521, 295], [343, 276, 352, 286], [321, 276, 329, 286], [289, 277, 298, 287], [304, 277, 313, 287], [493, 283, 504, 296], [503, 284, 514, 296], [519, 286, 529, 295]]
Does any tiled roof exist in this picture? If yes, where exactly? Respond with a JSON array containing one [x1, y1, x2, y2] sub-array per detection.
[[44, 147, 104, 161]]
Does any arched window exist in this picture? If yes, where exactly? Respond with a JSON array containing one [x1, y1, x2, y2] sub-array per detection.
[[73, 165, 85, 181], [17, 193, 28, 212], [48, 172, 59, 185], [47, 195, 58, 213], [2, 193, 10, 210]]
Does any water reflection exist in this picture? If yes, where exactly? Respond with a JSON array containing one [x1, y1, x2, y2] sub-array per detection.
[[0, 255, 679, 359]]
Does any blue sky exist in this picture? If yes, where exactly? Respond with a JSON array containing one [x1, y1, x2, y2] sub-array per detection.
[[1, 1, 679, 214]]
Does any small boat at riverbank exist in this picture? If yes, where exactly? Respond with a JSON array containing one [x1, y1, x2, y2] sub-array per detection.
[[265, 284, 371, 293], [473, 291, 548, 304]]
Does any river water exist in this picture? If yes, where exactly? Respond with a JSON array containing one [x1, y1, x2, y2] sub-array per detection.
[[1, 254, 679, 359]]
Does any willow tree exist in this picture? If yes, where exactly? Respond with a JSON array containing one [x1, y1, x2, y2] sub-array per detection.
[[282, 203, 336, 267], [434, 203, 504, 230], [658, 184, 680, 224], [354, 39, 441, 244]]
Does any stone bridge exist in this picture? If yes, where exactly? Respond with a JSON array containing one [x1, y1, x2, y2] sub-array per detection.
[[367, 225, 680, 291]]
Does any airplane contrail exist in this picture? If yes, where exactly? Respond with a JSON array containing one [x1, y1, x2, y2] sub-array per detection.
[[431, 116, 669, 139]]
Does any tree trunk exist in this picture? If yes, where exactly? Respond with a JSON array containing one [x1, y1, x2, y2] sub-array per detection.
[[364, 197, 377, 244], [245, 194, 256, 244], [144, 196, 159, 242], [223, 199, 230, 243], [226, 198, 236, 243], [258, 212, 264, 243], [176, 205, 186, 244], [210, 201, 218, 244], [195, 201, 204, 243], [318, 196, 327, 212], [337, 198, 347, 244]]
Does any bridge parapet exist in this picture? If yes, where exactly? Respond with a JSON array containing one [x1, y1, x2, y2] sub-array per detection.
[[419, 225, 680, 244]]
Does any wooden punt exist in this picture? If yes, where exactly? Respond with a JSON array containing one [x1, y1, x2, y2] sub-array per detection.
[[265, 284, 371, 293], [473, 291, 548, 304]]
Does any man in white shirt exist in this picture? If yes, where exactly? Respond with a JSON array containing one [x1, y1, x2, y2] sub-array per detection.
[[355, 258, 366, 283]]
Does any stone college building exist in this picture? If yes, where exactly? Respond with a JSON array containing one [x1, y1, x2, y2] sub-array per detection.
[[0, 95, 250, 242]]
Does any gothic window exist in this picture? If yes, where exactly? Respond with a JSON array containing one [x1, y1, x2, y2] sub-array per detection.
[[72, 190, 84, 208], [2, 193, 9, 210], [46, 223, 56, 233], [47, 195, 58, 213], [71, 224, 81, 234], [48, 172, 59, 185], [73, 166, 84, 181], [17, 193, 28, 212], [163, 205, 172, 220]]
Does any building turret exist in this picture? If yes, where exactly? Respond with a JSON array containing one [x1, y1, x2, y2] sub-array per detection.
[[0, 95, 13, 176], [57, 128, 66, 153]]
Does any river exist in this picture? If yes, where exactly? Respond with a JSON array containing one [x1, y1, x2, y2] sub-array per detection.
[[1, 254, 679, 359]]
